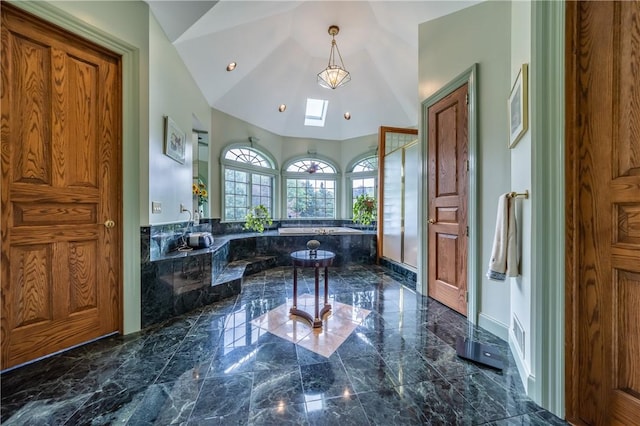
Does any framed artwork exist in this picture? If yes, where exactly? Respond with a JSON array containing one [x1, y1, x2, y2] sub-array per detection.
[[164, 116, 186, 163], [508, 63, 528, 148]]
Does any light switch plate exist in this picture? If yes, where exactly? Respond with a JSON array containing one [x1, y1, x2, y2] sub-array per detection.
[[151, 201, 162, 214]]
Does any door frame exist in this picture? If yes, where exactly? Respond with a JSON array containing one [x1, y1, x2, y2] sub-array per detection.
[[420, 64, 478, 323], [529, 0, 565, 416], [11, 1, 142, 334]]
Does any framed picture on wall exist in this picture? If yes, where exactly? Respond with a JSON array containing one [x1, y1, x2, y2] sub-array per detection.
[[508, 63, 528, 148], [164, 116, 186, 163]]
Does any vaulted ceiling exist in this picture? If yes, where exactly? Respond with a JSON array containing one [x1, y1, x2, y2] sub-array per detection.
[[147, 0, 480, 141]]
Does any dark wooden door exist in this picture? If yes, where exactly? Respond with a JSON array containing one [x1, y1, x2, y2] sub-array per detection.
[[1, 4, 122, 370], [427, 83, 468, 316], [566, 1, 640, 424]]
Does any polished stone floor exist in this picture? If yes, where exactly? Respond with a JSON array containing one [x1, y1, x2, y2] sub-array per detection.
[[1, 265, 567, 425]]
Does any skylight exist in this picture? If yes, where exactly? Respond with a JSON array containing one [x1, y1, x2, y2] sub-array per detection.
[[304, 98, 328, 127]]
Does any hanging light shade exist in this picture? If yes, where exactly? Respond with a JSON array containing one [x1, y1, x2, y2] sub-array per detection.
[[317, 25, 351, 89]]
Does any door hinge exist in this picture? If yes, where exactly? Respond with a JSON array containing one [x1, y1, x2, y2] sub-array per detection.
[[466, 291, 469, 302], [465, 93, 469, 105], [465, 159, 469, 171], [466, 226, 469, 237]]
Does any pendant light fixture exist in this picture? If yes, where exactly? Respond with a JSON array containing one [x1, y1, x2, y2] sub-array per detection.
[[317, 25, 351, 90]]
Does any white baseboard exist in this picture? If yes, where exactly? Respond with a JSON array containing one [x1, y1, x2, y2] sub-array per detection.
[[478, 312, 509, 340], [478, 313, 536, 396], [509, 329, 535, 394]]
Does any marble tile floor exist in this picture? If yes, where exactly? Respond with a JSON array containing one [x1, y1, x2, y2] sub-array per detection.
[[1, 265, 567, 425]]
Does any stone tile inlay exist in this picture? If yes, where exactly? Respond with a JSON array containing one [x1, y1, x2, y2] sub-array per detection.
[[251, 294, 370, 358]]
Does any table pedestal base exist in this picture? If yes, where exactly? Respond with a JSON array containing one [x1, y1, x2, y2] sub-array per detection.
[[290, 304, 331, 328], [290, 250, 335, 329]]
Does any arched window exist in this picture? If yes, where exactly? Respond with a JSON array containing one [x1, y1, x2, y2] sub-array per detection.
[[221, 145, 278, 221], [347, 153, 378, 216], [283, 158, 339, 219]]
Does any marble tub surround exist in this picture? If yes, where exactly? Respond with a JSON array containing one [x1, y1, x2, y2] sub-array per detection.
[[142, 219, 374, 262], [2, 265, 566, 425], [227, 232, 376, 267], [141, 223, 376, 328], [144, 220, 221, 261], [380, 258, 417, 290]]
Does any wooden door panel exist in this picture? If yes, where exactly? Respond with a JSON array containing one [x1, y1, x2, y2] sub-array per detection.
[[611, 391, 640, 426], [61, 53, 100, 188], [435, 234, 457, 283], [434, 107, 459, 197], [9, 309, 101, 366], [435, 206, 458, 223], [428, 84, 468, 316], [10, 244, 53, 328], [616, 271, 640, 395], [68, 240, 99, 312], [10, 34, 52, 185], [14, 202, 97, 226], [1, 4, 121, 370]]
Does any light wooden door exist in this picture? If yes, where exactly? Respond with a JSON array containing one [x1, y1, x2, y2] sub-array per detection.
[[427, 83, 468, 316], [1, 4, 122, 370], [566, 1, 640, 424], [378, 127, 419, 267]]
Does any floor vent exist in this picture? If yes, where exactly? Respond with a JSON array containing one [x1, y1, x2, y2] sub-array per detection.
[[512, 314, 525, 357]]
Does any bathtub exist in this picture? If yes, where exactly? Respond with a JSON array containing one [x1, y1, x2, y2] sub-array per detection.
[[277, 226, 364, 235]]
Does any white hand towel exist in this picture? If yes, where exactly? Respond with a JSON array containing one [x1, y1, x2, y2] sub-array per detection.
[[487, 193, 519, 281]]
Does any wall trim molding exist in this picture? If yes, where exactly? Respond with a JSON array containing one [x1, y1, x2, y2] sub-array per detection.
[[419, 64, 478, 322], [478, 312, 508, 340], [530, 0, 565, 417], [10, 0, 143, 334]]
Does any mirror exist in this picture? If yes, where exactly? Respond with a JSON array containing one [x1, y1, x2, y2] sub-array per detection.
[[192, 131, 209, 219]]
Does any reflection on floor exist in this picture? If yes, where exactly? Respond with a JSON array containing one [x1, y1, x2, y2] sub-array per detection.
[[0, 265, 567, 425]]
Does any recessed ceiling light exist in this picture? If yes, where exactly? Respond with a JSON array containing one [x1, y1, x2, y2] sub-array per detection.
[[344, 112, 351, 120], [278, 104, 287, 112], [226, 62, 237, 71]]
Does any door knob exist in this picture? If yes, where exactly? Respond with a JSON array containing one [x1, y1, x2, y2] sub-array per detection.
[[428, 218, 436, 224], [104, 219, 115, 228]]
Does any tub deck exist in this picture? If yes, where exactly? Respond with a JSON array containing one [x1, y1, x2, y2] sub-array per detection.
[[278, 226, 363, 235]]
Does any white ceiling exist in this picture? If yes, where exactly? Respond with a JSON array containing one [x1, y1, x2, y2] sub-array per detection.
[[148, 0, 480, 141]]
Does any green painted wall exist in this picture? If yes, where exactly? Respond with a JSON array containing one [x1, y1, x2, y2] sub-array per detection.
[[419, 0, 512, 334]]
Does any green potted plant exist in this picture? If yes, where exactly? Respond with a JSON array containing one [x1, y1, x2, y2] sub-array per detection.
[[244, 204, 273, 233], [352, 194, 376, 226]]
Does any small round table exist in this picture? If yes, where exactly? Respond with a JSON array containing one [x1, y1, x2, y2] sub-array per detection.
[[290, 250, 335, 328]]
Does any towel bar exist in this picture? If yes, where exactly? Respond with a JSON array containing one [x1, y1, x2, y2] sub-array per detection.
[[508, 190, 529, 199]]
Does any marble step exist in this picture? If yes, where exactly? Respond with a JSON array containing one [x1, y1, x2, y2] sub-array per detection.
[[213, 255, 277, 287]]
